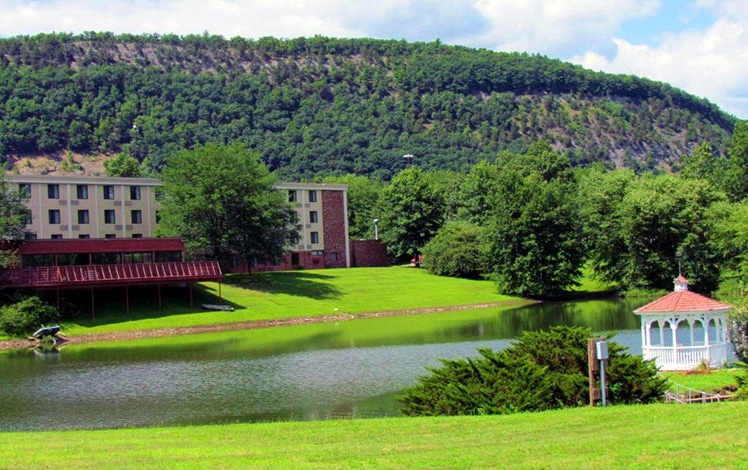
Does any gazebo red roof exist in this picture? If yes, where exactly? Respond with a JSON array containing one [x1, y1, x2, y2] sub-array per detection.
[[634, 276, 731, 314]]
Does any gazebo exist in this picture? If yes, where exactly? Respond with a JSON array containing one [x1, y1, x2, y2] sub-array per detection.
[[634, 275, 732, 371]]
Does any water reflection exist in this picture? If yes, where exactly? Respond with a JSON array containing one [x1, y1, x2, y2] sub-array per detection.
[[0, 298, 648, 431]]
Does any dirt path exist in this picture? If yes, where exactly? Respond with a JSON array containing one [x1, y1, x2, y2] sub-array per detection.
[[0, 301, 532, 351]]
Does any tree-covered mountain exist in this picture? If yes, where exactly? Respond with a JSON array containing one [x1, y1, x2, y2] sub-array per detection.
[[0, 32, 737, 180]]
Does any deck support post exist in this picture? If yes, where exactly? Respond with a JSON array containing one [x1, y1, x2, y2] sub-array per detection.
[[91, 288, 95, 321], [158, 285, 162, 309], [125, 286, 130, 316], [189, 284, 193, 308]]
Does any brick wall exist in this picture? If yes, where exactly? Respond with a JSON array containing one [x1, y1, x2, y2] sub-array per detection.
[[350, 240, 389, 267], [322, 190, 348, 268]]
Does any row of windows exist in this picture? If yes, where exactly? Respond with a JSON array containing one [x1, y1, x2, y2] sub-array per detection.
[[291, 211, 319, 224], [290, 231, 320, 245], [44, 209, 144, 225], [45, 233, 144, 240], [30, 184, 143, 201], [288, 189, 317, 203]]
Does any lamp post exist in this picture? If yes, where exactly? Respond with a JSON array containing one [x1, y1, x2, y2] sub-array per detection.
[[373, 218, 379, 240], [403, 154, 414, 167]]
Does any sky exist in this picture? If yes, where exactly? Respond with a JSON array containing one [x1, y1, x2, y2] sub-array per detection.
[[1, 0, 747, 119]]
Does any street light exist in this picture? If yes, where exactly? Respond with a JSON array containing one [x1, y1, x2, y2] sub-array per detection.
[[403, 154, 414, 167], [373, 218, 379, 240]]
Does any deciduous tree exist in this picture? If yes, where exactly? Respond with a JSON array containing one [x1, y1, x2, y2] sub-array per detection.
[[157, 143, 297, 271], [377, 167, 444, 263]]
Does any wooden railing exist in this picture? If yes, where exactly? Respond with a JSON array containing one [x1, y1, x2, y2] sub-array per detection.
[[6, 261, 223, 288]]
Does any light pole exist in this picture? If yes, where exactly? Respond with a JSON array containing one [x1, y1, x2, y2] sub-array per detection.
[[373, 218, 379, 240], [403, 153, 414, 167]]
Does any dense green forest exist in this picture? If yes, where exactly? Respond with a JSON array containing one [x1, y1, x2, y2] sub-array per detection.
[[0, 32, 737, 180]]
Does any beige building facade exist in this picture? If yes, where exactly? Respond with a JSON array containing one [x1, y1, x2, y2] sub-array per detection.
[[6, 175, 352, 269], [6, 175, 160, 240]]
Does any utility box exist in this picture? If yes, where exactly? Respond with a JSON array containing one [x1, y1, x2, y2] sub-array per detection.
[[588, 337, 610, 406], [595, 339, 609, 360]]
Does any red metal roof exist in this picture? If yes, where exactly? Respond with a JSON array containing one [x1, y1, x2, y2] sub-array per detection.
[[634, 290, 731, 314]]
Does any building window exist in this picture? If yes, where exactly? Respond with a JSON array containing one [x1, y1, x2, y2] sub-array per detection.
[[130, 186, 141, 200], [131, 233, 143, 238], [104, 209, 116, 224], [48, 209, 61, 224], [76, 184, 88, 200], [131, 210, 142, 224], [308, 190, 317, 203], [309, 211, 318, 223], [78, 234, 90, 239], [291, 233, 299, 245], [24, 210, 32, 226], [77, 209, 89, 224], [47, 184, 59, 199], [51, 234, 63, 239], [310, 231, 319, 244], [103, 185, 115, 200], [105, 233, 116, 239], [18, 183, 31, 199], [288, 190, 297, 202]]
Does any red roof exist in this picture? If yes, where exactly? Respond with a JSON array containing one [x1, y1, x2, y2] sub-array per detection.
[[634, 290, 731, 314]]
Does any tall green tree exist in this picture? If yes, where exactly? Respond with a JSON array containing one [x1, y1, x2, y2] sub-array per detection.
[[485, 143, 584, 297], [0, 174, 29, 283], [157, 143, 297, 271], [724, 121, 748, 202], [377, 167, 444, 263], [592, 174, 725, 291]]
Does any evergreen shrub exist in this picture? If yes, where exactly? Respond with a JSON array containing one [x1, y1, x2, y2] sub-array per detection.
[[398, 325, 667, 416]]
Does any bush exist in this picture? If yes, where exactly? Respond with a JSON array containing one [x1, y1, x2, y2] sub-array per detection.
[[421, 222, 489, 279], [398, 326, 667, 416], [0, 296, 59, 336], [727, 299, 748, 363]]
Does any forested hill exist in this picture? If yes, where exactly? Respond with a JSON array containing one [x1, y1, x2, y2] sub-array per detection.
[[0, 32, 737, 180]]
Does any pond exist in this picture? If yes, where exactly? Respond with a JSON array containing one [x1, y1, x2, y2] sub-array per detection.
[[0, 298, 648, 431]]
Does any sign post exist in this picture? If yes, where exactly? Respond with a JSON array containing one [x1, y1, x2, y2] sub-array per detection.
[[588, 337, 609, 407]]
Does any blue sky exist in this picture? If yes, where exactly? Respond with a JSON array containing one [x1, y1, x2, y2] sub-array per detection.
[[1, 0, 747, 119]]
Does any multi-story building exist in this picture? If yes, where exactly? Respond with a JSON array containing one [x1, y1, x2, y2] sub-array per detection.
[[6, 175, 351, 270], [6, 175, 160, 240]]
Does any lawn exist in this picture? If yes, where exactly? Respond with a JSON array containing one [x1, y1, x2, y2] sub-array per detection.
[[54, 266, 526, 336], [1, 402, 746, 468]]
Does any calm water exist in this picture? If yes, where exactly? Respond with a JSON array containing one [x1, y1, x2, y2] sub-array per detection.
[[0, 298, 647, 431]]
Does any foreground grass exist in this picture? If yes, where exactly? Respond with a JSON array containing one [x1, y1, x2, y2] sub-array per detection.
[[1, 402, 746, 469], [54, 266, 524, 336]]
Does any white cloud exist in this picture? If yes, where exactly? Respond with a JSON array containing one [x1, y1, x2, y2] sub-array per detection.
[[472, 0, 659, 55], [575, 15, 748, 118]]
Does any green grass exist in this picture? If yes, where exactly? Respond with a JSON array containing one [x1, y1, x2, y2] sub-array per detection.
[[1, 402, 746, 468], [663, 367, 746, 393], [54, 266, 523, 336]]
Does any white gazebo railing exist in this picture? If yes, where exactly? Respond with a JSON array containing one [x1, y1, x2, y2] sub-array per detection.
[[642, 344, 728, 371]]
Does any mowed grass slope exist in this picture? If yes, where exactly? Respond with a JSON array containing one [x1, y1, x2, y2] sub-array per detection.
[[1, 402, 746, 469], [59, 266, 524, 335]]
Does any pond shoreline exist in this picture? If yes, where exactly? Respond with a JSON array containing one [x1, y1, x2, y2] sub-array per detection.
[[0, 300, 535, 351]]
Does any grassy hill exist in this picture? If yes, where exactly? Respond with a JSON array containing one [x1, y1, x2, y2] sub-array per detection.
[[0, 33, 736, 180]]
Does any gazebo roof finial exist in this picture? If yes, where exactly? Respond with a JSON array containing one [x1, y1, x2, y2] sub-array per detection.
[[674, 275, 689, 292]]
